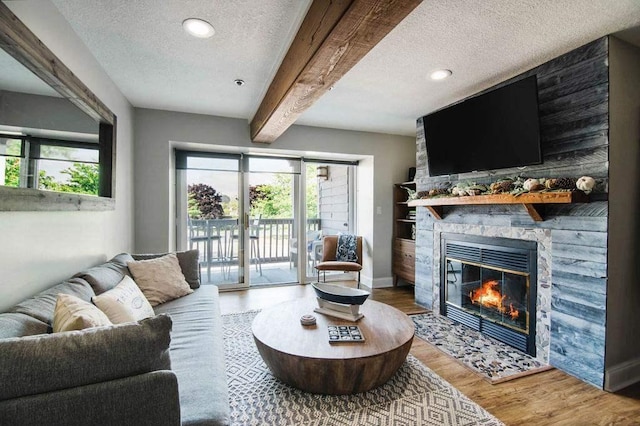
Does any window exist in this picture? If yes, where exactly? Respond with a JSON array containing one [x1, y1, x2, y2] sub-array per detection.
[[1, 135, 100, 196]]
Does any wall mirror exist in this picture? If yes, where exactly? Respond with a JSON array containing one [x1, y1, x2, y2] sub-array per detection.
[[0, 1, 116, 211]]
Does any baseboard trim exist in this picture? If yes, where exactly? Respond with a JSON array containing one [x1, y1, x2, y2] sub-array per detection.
[[369, 277, 394, 289], [605, 357, 640, 391]]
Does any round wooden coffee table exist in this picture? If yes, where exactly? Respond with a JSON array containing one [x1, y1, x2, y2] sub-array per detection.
[[252, 298, 414, 395]]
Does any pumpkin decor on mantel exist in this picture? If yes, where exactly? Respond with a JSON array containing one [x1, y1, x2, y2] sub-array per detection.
[[576, 176, 596, 194]]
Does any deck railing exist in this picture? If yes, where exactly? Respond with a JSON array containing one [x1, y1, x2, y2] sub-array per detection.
[[188, 218, 321, 267]]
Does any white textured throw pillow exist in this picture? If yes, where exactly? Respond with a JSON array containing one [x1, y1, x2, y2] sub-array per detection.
[[92, 275, 155, 323], [53, 293, 112, 333], [127, 253, 193, 306]]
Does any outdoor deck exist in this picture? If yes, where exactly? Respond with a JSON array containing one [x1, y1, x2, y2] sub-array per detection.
[[189, 218, 325, 286]]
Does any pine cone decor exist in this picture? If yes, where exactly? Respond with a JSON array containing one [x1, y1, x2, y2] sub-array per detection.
[[417, 190, 431, 199], [465, 184, 487, 196], [490, 180, 514, 194], [429, 188, 449, 196], [555, 177, 576, 190]]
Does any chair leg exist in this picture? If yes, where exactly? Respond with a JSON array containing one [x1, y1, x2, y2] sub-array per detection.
[[256, 240, 262, 275], [251, 239, 262, 276]]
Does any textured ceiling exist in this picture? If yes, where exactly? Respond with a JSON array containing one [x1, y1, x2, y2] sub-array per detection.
[[49, 0, 640, 137]]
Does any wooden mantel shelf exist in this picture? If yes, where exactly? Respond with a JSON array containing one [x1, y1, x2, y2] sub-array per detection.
[[408, 191, 589, 221]]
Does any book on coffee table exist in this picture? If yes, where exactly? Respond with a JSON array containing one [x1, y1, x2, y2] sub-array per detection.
[[328, 325, 365, 343]]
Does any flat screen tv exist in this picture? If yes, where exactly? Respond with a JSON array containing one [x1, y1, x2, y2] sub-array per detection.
[[423, 75, 542, 177]]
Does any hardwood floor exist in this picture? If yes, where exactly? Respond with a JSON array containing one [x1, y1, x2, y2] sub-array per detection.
[[218, 283, 640, 425]]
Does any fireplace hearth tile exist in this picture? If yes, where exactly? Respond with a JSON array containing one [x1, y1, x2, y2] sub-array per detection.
[[412, 312, 553, 384]]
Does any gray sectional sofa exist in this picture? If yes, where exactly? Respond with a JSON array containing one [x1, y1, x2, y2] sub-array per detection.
[[0, 252, 229, 426]]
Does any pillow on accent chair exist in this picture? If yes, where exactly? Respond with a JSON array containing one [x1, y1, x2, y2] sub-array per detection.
[[127, 253, 193, 306], [93, 275, 155, 323], [53, 293, 112, 333]]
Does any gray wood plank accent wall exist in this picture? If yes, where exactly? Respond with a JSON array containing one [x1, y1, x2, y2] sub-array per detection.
[[414, 37, 610, 388]]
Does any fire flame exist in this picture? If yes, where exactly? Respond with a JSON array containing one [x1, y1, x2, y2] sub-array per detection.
[[469, 280, 519, 320]]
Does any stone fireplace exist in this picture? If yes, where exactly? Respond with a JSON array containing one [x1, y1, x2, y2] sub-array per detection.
[[411, 37, 640, 389]]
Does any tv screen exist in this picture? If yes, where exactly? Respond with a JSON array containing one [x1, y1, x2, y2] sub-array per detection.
[[424, 75, 541, 177]]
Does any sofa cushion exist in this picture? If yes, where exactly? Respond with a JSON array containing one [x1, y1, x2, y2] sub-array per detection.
[[154, 286, 229, 425], [0, 371, 181, 426], [0, 313, 49, 339], [0, 314, 172, 401], [128, 254, 193, 306], [53, 293, 112, 333], [132, 250, 200, 289], [73, 253, 134, 296], [9, 278, 95, 325], [92, 275, 155, 324]]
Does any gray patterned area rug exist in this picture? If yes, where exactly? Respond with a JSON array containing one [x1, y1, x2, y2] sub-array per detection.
[[223, 310, 504, 426], [412, 313, 552, 384]]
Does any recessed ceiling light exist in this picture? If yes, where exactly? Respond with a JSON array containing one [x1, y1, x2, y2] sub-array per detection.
[[234, 79, 245, 86], [430, 69, 452, 81], [182, 18, 215, 39]]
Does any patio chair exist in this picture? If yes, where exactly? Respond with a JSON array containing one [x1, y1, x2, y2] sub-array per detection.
[[315, 235, 363, 288], [289, 230, 322, 269], [188, 219, 223, 282], [228, 215, 262, 276]]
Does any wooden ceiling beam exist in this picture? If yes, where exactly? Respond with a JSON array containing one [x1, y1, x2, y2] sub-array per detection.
[[250, 0, 421, 143]]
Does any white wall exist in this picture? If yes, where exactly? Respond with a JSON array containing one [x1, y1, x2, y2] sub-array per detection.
[[0, 1, 135, 312], [0, 90, 98, 136], [604, 37, 640, 390], [134, 108, 415, 286], [318, 165, 350, 236]]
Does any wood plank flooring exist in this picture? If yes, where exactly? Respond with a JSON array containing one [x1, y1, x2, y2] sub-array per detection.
[[218, 283, 640, 425]]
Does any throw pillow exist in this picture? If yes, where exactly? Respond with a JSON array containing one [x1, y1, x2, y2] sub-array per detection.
[[132, 249, 200, 289], [53, 293, 112, 333], [336, 234, 358, 262], [92, 275, 155, 324], [127, 253, 193, 306]]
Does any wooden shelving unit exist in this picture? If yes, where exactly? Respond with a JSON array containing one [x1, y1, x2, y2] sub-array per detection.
[[393, 182, 415, 285], [408, 191, 589, 221]]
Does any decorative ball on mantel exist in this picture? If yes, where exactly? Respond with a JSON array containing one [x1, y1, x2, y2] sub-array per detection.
[[523, 178, 546, 192], [576, 176, 596, 194]]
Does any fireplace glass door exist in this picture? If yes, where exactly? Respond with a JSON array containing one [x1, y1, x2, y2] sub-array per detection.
[[446, 260, 529, 334]]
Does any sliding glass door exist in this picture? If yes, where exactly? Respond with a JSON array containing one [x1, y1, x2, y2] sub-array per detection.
[[176, 151, 357, 288], [304, 161, 356, 280], [176, 153, 245, 289], [246, 157, 300, 286]]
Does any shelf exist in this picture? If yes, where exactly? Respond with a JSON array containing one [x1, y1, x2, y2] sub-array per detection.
[[408, 191, 589, 221], [396, 219, 416, 223]]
